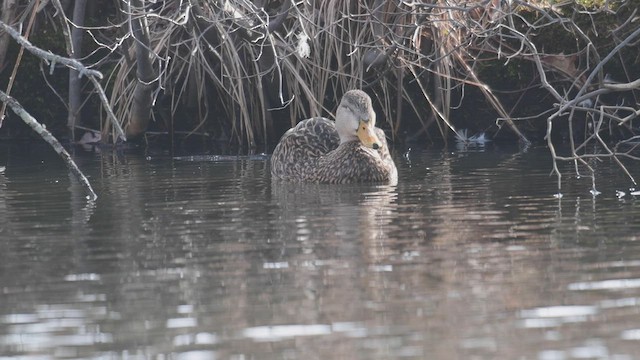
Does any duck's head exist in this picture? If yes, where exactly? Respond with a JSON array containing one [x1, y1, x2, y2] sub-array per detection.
[[335, 90, 382, 150]]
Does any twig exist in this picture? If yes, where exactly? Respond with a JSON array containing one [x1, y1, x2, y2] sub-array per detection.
[[603, 77, 640, 91], [0, 20, 126, 140], [0, 0, 39, 128], [0, 89, 97, 201]]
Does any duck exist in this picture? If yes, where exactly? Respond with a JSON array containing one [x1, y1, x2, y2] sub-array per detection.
[[271, 90, 397, 184]]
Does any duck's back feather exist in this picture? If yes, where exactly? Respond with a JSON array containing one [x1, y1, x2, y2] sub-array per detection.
[[271, 118, 339, 181]]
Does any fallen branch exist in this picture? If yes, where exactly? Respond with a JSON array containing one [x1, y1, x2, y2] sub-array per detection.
[[0, 89, 97, 201]]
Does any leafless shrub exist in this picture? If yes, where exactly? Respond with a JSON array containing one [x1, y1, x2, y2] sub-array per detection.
[[3, 0, 639, 190]]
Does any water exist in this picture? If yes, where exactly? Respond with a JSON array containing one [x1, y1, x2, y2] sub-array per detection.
[[1, 144, 640, 359]]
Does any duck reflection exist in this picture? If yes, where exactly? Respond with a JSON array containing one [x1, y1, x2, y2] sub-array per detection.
[[270, 182, 398, 254]]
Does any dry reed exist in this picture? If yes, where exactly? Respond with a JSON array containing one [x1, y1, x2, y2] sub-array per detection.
[[4, 0, 639, 190]]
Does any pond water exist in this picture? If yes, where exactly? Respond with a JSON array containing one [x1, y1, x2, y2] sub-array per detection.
[[1, 143, 640, 359]]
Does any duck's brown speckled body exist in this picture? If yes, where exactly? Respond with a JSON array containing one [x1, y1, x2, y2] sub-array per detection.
[[270, 90, 397, 184]]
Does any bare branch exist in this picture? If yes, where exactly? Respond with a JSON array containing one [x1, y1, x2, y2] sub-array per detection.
[[0, 19, 126, 140], [0, 89, 97, 201]]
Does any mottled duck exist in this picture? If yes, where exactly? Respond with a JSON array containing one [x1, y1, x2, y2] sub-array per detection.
[[271, 90, 397, 184]]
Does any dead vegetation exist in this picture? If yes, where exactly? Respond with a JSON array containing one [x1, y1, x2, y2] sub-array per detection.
[[1, 0, 639, 190]]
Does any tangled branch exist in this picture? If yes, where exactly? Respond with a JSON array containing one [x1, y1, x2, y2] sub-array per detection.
[[0, 20, 125, 140], [3, 1, 638, 192]]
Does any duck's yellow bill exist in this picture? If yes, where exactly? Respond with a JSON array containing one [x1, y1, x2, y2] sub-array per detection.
[[356, 120, 381, 150]]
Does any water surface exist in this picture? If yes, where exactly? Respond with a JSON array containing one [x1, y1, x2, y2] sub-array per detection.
[[1, 144, 640, 359]]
